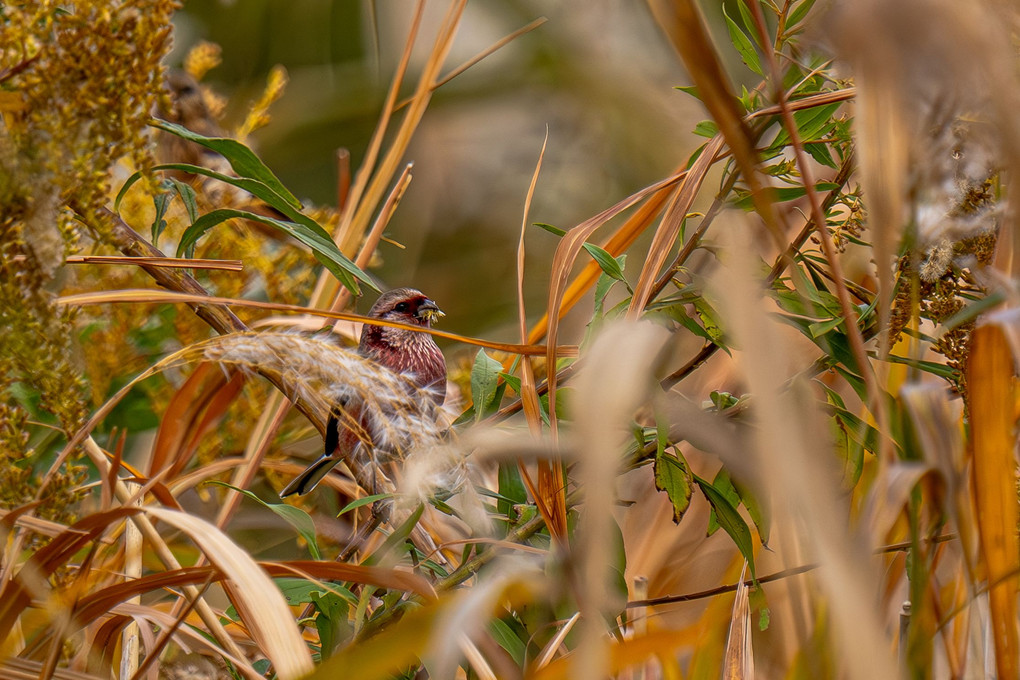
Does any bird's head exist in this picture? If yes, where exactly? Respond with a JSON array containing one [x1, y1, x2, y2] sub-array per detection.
[[367, 288, 445, 329]]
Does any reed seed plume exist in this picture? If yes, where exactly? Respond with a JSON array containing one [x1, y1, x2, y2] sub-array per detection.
[[201, 331, 445, 463]]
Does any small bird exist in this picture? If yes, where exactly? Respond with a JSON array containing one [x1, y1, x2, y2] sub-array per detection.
[[281, 288, 447, 497]]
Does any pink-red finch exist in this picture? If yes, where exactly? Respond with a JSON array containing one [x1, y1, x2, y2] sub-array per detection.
[[281, 288, 447, 496]]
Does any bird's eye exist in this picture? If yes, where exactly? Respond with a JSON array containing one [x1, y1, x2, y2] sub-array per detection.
[[393, 302, 409, 313]]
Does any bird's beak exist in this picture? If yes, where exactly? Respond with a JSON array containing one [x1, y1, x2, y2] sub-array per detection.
[[417, 299, 445, 324]]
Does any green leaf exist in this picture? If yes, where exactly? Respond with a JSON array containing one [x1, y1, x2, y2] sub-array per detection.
[[705, 467, 739, 536], [884, 354, 960, 381], [470, 349, 503, 423], [338, 493, 394, 516], [206, 481, 321, 559], [489, 618, 527, 666], [723, 4, 763, 75], [787, 0, 819, 29], [674, 85, 701, 100], [534, 222, 627, 283], [150, 118, 302, 209], [804, 140, 837, 168], [313, 589, 354, 660], [769, 103, 840, 150], [808, 315, 845, 338], [593, 257, 625, 317], [176, 208, 368, 294], [654, 444, 694, 524], [363, 504, 425, 566], [585, 244, 627, 283], [734, 182, 839, 210], [497, 462, 527, 520], [114, 171, 144, 215], [169, 178, 199, 222], [692, 297, 728, 350], [151, 188, 172, 247], [693, 119, 719, 138], [695, 474, 756, 579]]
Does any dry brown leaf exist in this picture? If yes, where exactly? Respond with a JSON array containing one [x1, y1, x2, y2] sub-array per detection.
[[967, 322, 1019, 680]]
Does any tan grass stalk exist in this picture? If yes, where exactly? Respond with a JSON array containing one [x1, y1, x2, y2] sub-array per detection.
[[78, 439, 257, 676], [118, 485, 142, 680], [572, 322, 670, 680], [713, 223, 898, 679], [65, 255, 243, 270], [533, 612, 580, 670], [144, 508, 314, 679], [57, 289, 576, 357], [328, 162, 414, 314]]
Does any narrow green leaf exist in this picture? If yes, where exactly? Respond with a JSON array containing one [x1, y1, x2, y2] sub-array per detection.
[[470, 349, 503, 423], [723, 4, 763, 75], [148, 163, 373, 295], [695, 474, 756, 579], [706, 467, 739, 536], [584, 243, 627, 283], [787, 0, 819, 29], [176, 208, 367, 294], [734, 182, 839, 210], [808, 315, 846, 338], [151, 189, 172, 247], [535, 222, 627, 282], [363, 504, 425, 566], [169, 178, 199, 222], [674, 85, 701, 100], [489, 618, 527, 666], [206, 481, 321, 559], [885, 354, 960, 381], [769, 103, 840, 150], [736, 0, 763, 51], [497, 462, 527, 520], [533, 222, 566, 237], [150, 118, 302, 209], [114, 171, 144, 215], [338, 493, 394, 516]]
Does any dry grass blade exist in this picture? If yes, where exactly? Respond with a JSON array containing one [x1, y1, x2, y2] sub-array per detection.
[[544, 170, 686, 420], [144, 508, 313, 679], [57, 289, 577, 357], [571, 322, 670, 679], [73, 560, 435, 625], [335, 0, 466, 260], [646, 0, 773, 236], [65, 255, 243, 270], [531, 629, 699, 680], [628, 135, 724, 316], [967, 322, 1019, 680], [329, 162, 414, 314], [330, 0, 425, 253], [0, 658, 105, 680], [527, 171, 679, 345], [532, 612, 579, 670], [394, 17, 548, 112], [722, 563, 754, 680], [149, 362, 243, 478], [516, 129, 547, 434]]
